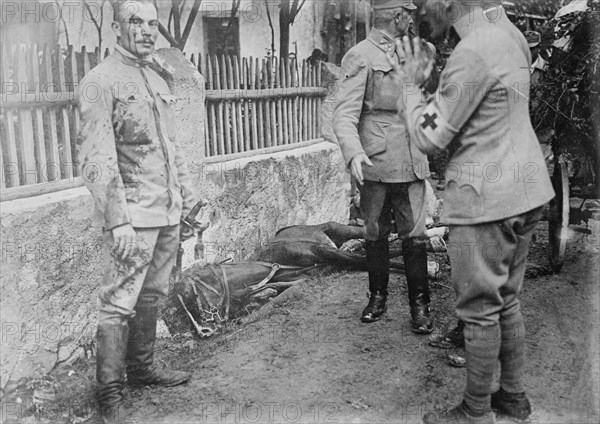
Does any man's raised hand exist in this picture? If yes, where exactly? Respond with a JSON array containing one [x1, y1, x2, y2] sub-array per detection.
[[399, 36, 435, 86]]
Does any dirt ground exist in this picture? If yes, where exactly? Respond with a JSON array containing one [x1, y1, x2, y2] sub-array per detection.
[[3, 214, 599, 424]]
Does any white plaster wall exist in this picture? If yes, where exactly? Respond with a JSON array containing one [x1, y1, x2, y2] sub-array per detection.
[[56, 0, 324, 61]]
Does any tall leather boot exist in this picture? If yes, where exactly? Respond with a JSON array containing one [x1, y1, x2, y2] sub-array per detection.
[[96, 323, 129, 424], [402, 238, 433, 334], [361, 239, 389, 323], [126, 296, 191, 387]]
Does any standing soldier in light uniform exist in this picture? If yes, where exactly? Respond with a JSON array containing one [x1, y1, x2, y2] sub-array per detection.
[[77, 1, 196, 422], [333, 0, 434, 334], [387, 1, 555, 423]]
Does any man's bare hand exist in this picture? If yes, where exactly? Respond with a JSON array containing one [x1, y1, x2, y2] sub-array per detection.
[[112, 224, 137, 261], [394, 36, 435, 86], [350, 153, 373, 186]]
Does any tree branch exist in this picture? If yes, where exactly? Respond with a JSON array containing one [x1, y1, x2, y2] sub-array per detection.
[[159, 22, 181, 48], [181, 0, 203, 49], [265, 0, 275, 57], [172, 0, 182, 40]]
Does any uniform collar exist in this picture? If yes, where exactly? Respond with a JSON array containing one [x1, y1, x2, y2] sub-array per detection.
[[113, 44, 176, 78], [114, 44, 154, 67], [367, 28, 406, 61]]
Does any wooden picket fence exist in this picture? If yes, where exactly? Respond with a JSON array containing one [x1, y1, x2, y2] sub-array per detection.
[[1, 44, 327, 200], [190, 54, 327, 158], [0, 43, 106, 199]]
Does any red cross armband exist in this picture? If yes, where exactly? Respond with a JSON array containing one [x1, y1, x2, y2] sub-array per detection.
[[419, 102, 457, 150]]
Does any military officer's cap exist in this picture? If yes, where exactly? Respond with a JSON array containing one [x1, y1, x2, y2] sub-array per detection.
[[373, 0, 417, 11], [524, 30, 541, 48]]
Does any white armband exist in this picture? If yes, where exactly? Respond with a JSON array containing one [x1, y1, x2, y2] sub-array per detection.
[[418, 102, 458, 150]]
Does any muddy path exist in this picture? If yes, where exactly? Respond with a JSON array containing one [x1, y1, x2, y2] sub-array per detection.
[[3, 220, 599, 424]]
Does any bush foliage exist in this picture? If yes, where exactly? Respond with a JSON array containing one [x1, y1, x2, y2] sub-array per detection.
[[531, 0, 600, 186]]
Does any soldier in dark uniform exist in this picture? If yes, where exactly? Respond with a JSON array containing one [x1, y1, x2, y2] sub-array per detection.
[[387, 1, 555, 423], [77, 1, 196, 422], [333, 0, 434, 334]]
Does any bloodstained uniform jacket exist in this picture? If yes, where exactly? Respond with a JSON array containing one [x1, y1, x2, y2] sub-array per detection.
[[77, 46, 195, 230], [404, 8, 554, 224], [333, 28, 429, 183]]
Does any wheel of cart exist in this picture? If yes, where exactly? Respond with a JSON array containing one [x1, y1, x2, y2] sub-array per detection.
[[548, 155, 569, 273], [547, 154, 600, 274]]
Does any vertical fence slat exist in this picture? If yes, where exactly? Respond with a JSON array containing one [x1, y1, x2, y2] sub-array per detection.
[[309, 60, 316, 140], [2, 46, 20, 187], [262, 59, 272, 148], [302, 60, 308, 142], [316, 60, 322, 138], [67, 45, 80, 176], [256, 59, 265, 149], [206, 55, 218, 157], [270, 57, 277, 147], [43, 44, 61, 181], [235, 56, 244, 152], [280, 59, 289, 145], [248, 57, 258, 150], [226, 55, 239, 154], [56, 44, 74, 180], [81, 46, 91, 75], [16, 46, 38, 185], [220, 55, 233, 154], [275, 60, 287, 146], [214, 55, 226, 156], [241, 57, 251, 152], [290, 59, 299, 144], [285, 59, 294, 145], [30, 44, 48, 183], [0, 143, 5, 189]]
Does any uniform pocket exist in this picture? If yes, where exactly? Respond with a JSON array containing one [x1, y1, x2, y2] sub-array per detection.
[[372, 64, 399, 111], [113, 95, 153, 145], [123, 183, 141, 203], [362, 120, 388, 157], [156, 91, 177, 140]]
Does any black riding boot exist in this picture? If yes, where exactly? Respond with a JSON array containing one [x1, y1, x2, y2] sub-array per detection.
[[126, 296, 191, 387], [96, 323, 129, 424], [403, 238, 433, 334], [362, 239, 389, 323]]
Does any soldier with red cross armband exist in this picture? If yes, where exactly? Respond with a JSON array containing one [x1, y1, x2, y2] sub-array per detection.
[[386, 1, 555, 423]]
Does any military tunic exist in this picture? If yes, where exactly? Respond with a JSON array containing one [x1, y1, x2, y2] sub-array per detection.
[[334, 28, 430, 241], [403, 13, 554, 225]]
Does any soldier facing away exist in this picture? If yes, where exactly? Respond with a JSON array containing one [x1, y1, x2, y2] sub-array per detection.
[[387, 1, 555, 422], [333, 0, 434, 334], [76, 1, 196, 422]]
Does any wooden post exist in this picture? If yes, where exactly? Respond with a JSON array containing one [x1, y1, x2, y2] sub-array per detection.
[[16, 46, 39, 185]]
